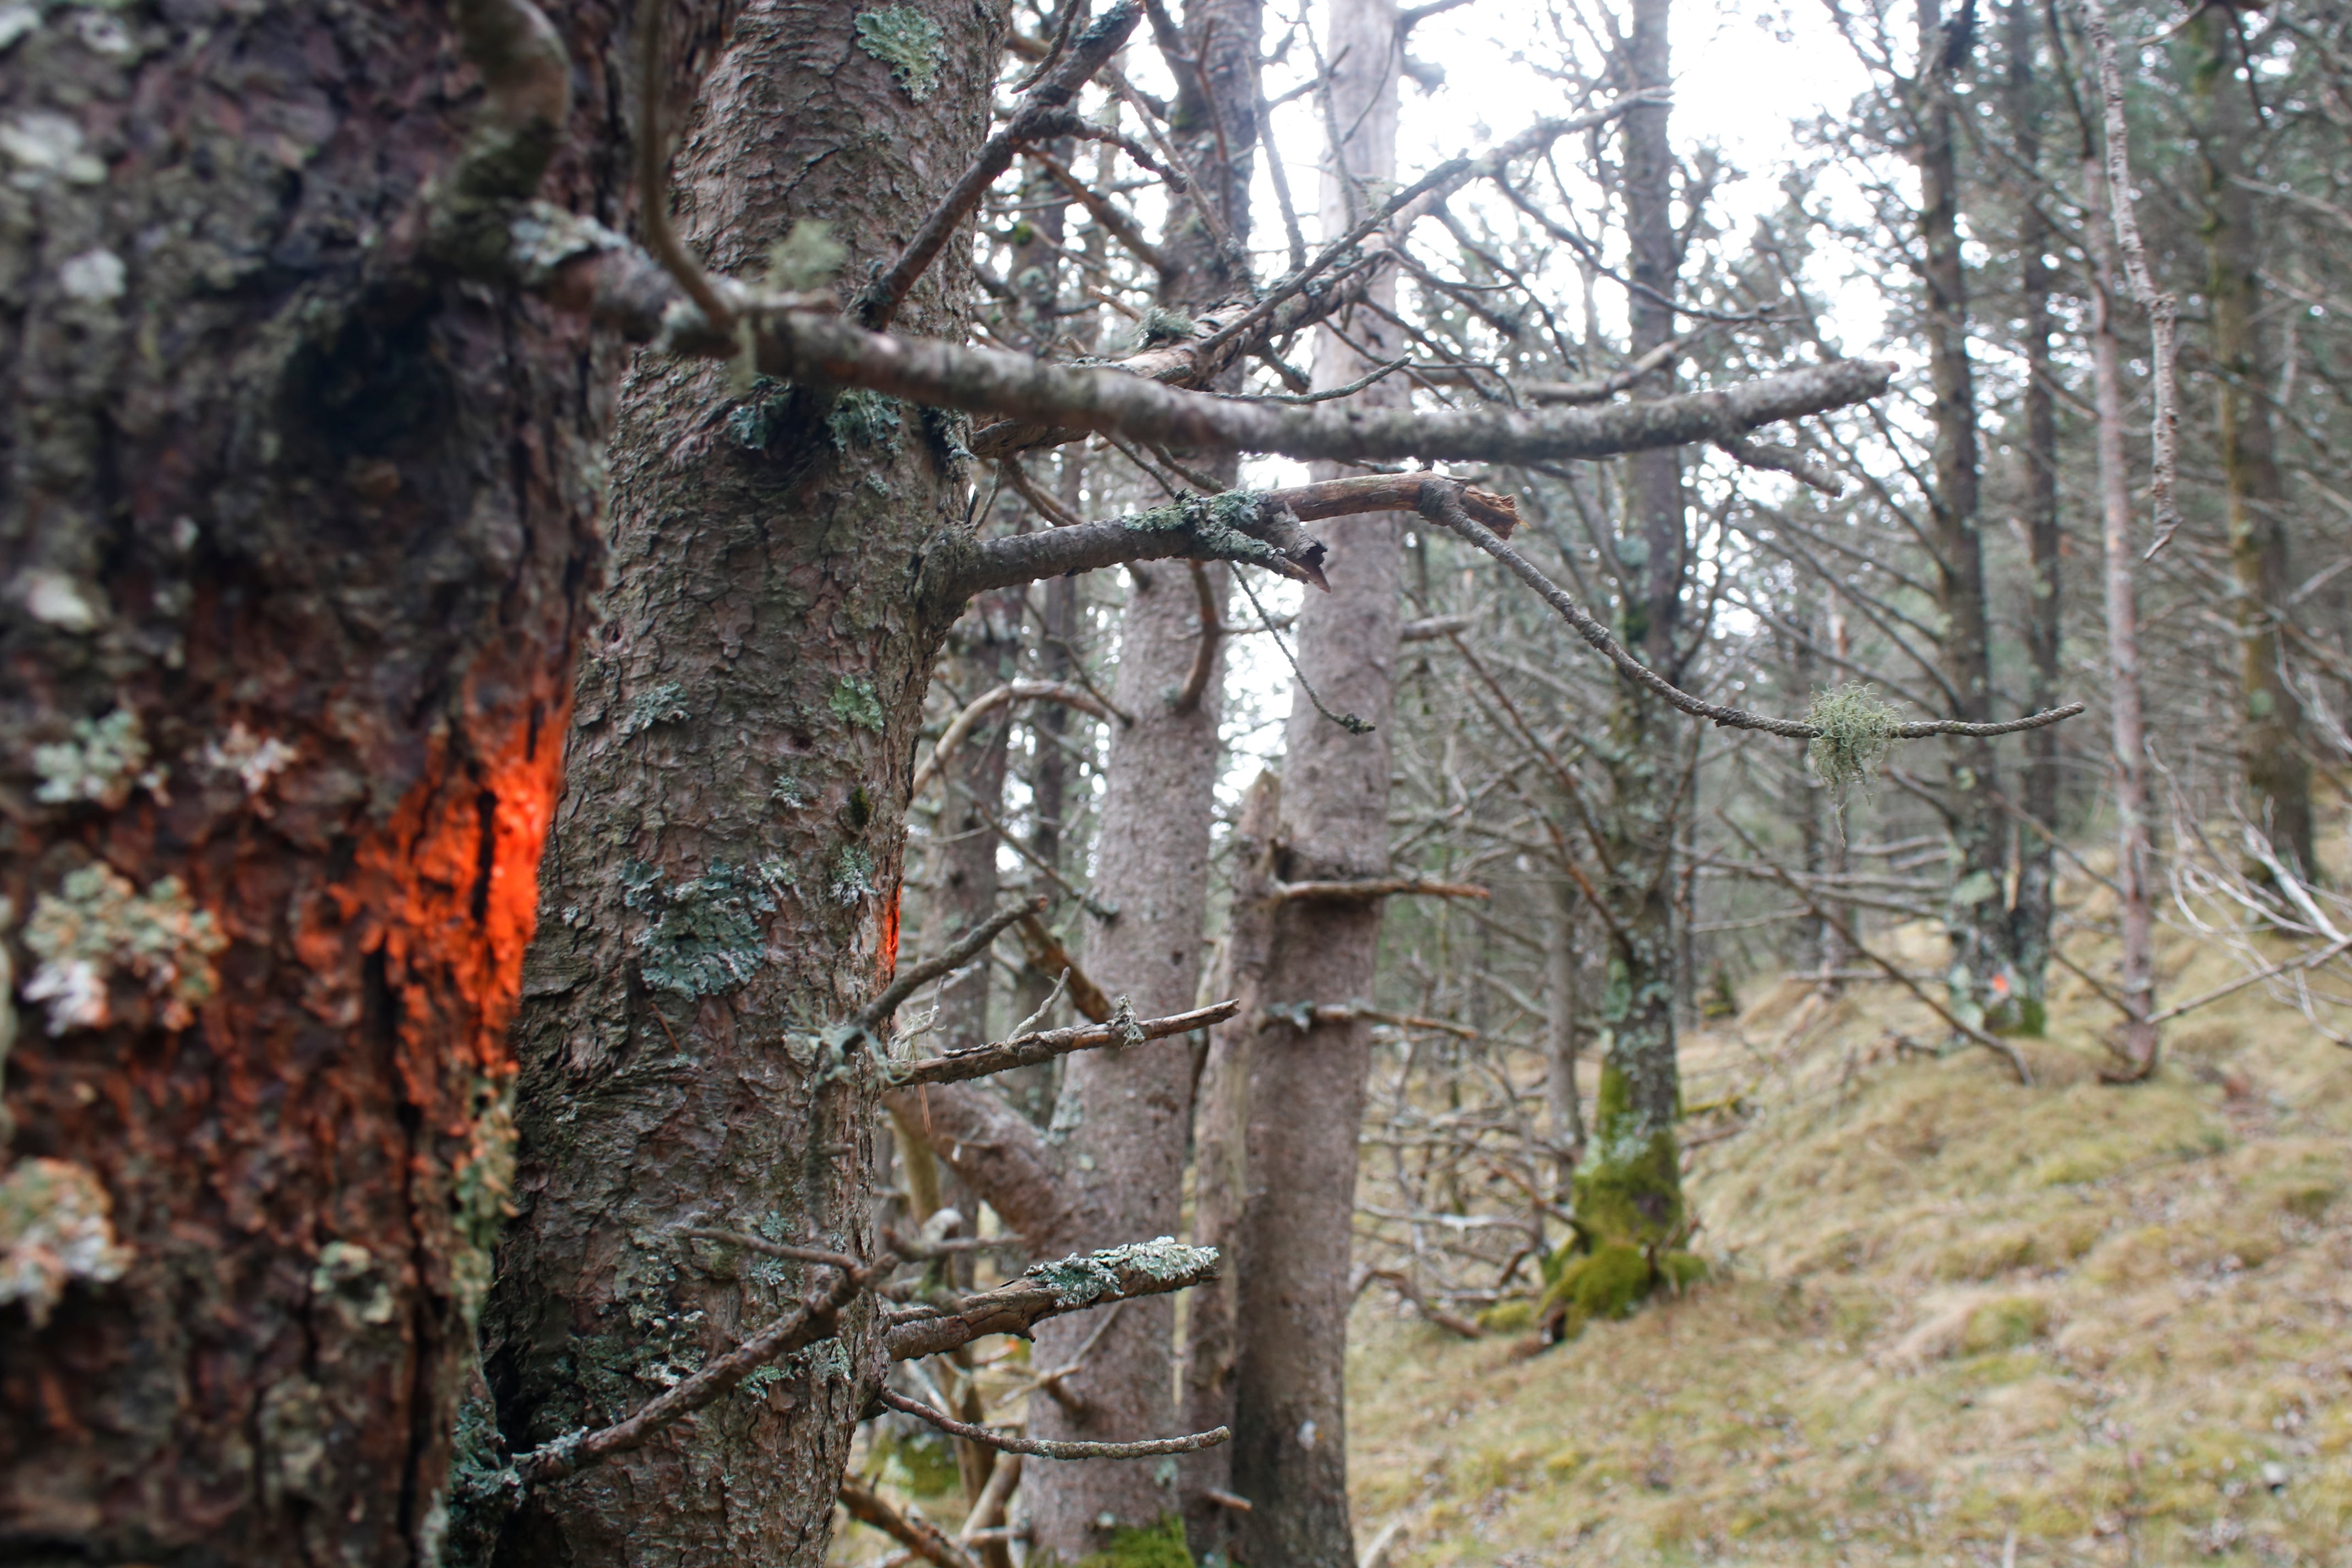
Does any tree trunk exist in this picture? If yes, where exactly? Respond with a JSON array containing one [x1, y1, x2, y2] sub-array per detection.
[[2189, 8, 2313, 878], [1914, 0, 2013, 1032], [478, 2, 1002, 1562], [2084, 154, 2160, 1077], [1222, 3, 1401, 1560], [1178, 770, 1278, 1554], [2005, 0, 2060, 1034], [1544, 879, 1586, 1195], [1570, 0, 1687, 1283], [0, 2, 623, 1560]]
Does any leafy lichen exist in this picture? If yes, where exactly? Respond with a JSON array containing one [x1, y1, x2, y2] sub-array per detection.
[[33, 709, 161, 808], [854, 6, 946, 102], [1805, 682, 1901, 796], [1, 1157, 131, 1327], [830, 676, 888, 731], [23, 864, 227, 1034], [622, 859, 783, 997], [826, 389, 903, 454], [618, 680, 690, 737], [1024, 1236, 1217, 1308]]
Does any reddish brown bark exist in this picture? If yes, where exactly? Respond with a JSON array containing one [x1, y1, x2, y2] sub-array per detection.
[[0, 1, 650, 1559]]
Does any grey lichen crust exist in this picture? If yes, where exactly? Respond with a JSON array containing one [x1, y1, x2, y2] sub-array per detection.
[[621, 859, 794, 998], [1024, 1237, 1219, 1308], [1121, 491, 1326, 584], [854, 7, 947, 101]]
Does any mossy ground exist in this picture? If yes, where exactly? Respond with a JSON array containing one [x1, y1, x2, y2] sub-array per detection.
[[1346, 851, 2352, 1566]]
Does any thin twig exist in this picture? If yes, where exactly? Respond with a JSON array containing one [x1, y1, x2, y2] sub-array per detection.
[[858, 899, 1049, 1033], [888, 1001, 1240, 1088], [878, 1387, 1230, 1460]]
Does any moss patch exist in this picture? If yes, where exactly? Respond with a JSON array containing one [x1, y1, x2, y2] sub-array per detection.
[[1074, 1514, 1192, 1568]]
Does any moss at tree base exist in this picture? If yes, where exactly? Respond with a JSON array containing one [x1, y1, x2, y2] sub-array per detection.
[[1063, 1515, 1194, 1568]]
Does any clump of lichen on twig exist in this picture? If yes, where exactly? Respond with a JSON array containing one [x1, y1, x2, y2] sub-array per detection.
[[1805, 683, 1901, 797]]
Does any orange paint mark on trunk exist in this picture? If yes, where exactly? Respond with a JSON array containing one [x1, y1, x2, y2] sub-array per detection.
[[878, 884, 901, 984]]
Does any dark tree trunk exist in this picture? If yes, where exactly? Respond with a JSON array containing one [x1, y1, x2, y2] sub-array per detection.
[[478, 1, 1003, 1562], [0, 2, 630, 1560], [1914, 0, 2012, 1031], [2189, 7, 2312, 879], [2005, 0, 2060, 1032]]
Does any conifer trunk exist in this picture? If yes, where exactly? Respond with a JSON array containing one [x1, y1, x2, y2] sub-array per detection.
[[0, 3, 627, 1559], [1914, 0, 2012, 1030], [2188, 8, 2312, 877], [478, 2, 1003, 1561]]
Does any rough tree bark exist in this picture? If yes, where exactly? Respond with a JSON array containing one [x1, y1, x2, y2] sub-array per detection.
[[2004, 0, 2060, 1032], [1913, 0, 2014, 1032], [0, 2, 628, 1560], [2188, 7, 2312, 878], [477, 2, 1004, 1563], [1217, 1, 1404, 1560]]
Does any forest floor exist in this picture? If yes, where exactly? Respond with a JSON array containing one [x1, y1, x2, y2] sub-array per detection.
[[1346, 869, 2352, 1566]]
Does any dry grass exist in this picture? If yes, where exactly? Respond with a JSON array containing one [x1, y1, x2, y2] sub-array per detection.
[[1346, 889, 2352, 1566]]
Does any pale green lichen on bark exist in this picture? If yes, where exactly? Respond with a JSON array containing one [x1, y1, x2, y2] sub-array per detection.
[[32, 708, 162, 807], [451, 1074, 520, 1317], [1, 1156, 132, 1326], [23, 864, 227, 1033], [1025, 1236, 1216, 1307], [622, 859, 786, 997], [826, 389, 904, 454], [830, 676, 888, 731], [311, 1239, 397, 1326], [853, 7, 946, 101], [618, 680, 690, 737]]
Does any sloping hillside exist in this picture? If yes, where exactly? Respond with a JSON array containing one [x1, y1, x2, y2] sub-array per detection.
[[1347, 900, 2352, 1566]]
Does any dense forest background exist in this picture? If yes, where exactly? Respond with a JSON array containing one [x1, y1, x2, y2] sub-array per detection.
[[2, 0, 2348, 1565]]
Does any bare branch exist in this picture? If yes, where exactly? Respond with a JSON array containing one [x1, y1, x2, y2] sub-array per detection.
[[857, 898, 1048, 1033], [876, 1388, 1230, 1460], [1417, 482, 2086, 741], [883, 1238, 1222, 1361], [1272, 876, 1491, 901], [862, 1, 1144, 328], [839, 1477, 982, 1568], [516, 1251, 879, 1488], [1014, 914, 1113, 1023], [913, 682, 1121, 797], [889, 1001, 1240, 1088]]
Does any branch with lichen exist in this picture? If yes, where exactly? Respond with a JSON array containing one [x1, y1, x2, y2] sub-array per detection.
[[882, 1237, 1221, 1361]]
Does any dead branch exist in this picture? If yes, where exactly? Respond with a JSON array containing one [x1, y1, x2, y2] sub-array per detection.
[[516, 1248, 881, 1488], [839, 1476, 981, 1568], [883, 1238, 1221, 1360], [857, 898, 1049, 1033], [889, 1000, 1240, 1088], [1013, 915, 1113, 1023], [876, 1388, 1229, 1460], [1273, 876, 1491, 901], [862, 1, 1142, 328], [913, 682, 1121, 797]]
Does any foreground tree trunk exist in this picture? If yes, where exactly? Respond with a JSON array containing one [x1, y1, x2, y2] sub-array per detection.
[[478, 2, 1002, 1562], [0, 2, 625, 1560], [2188, 7, 2312, 878]]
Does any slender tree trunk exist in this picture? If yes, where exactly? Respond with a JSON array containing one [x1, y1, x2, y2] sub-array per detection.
[[0, 2, 622, 1559], [1915, 0, 2013, 1031], [1177, 772, 1278, 1555], [2005, 0, 2061, 1034], [480, 3, 1002, 1562], [2188, 8, 2312, 878], [1544, 880, 1586, 1195], [1570, 0, 1687, 1281], [2084, 155, 2160, 1077], [1222, 2, 1403, 1559]]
